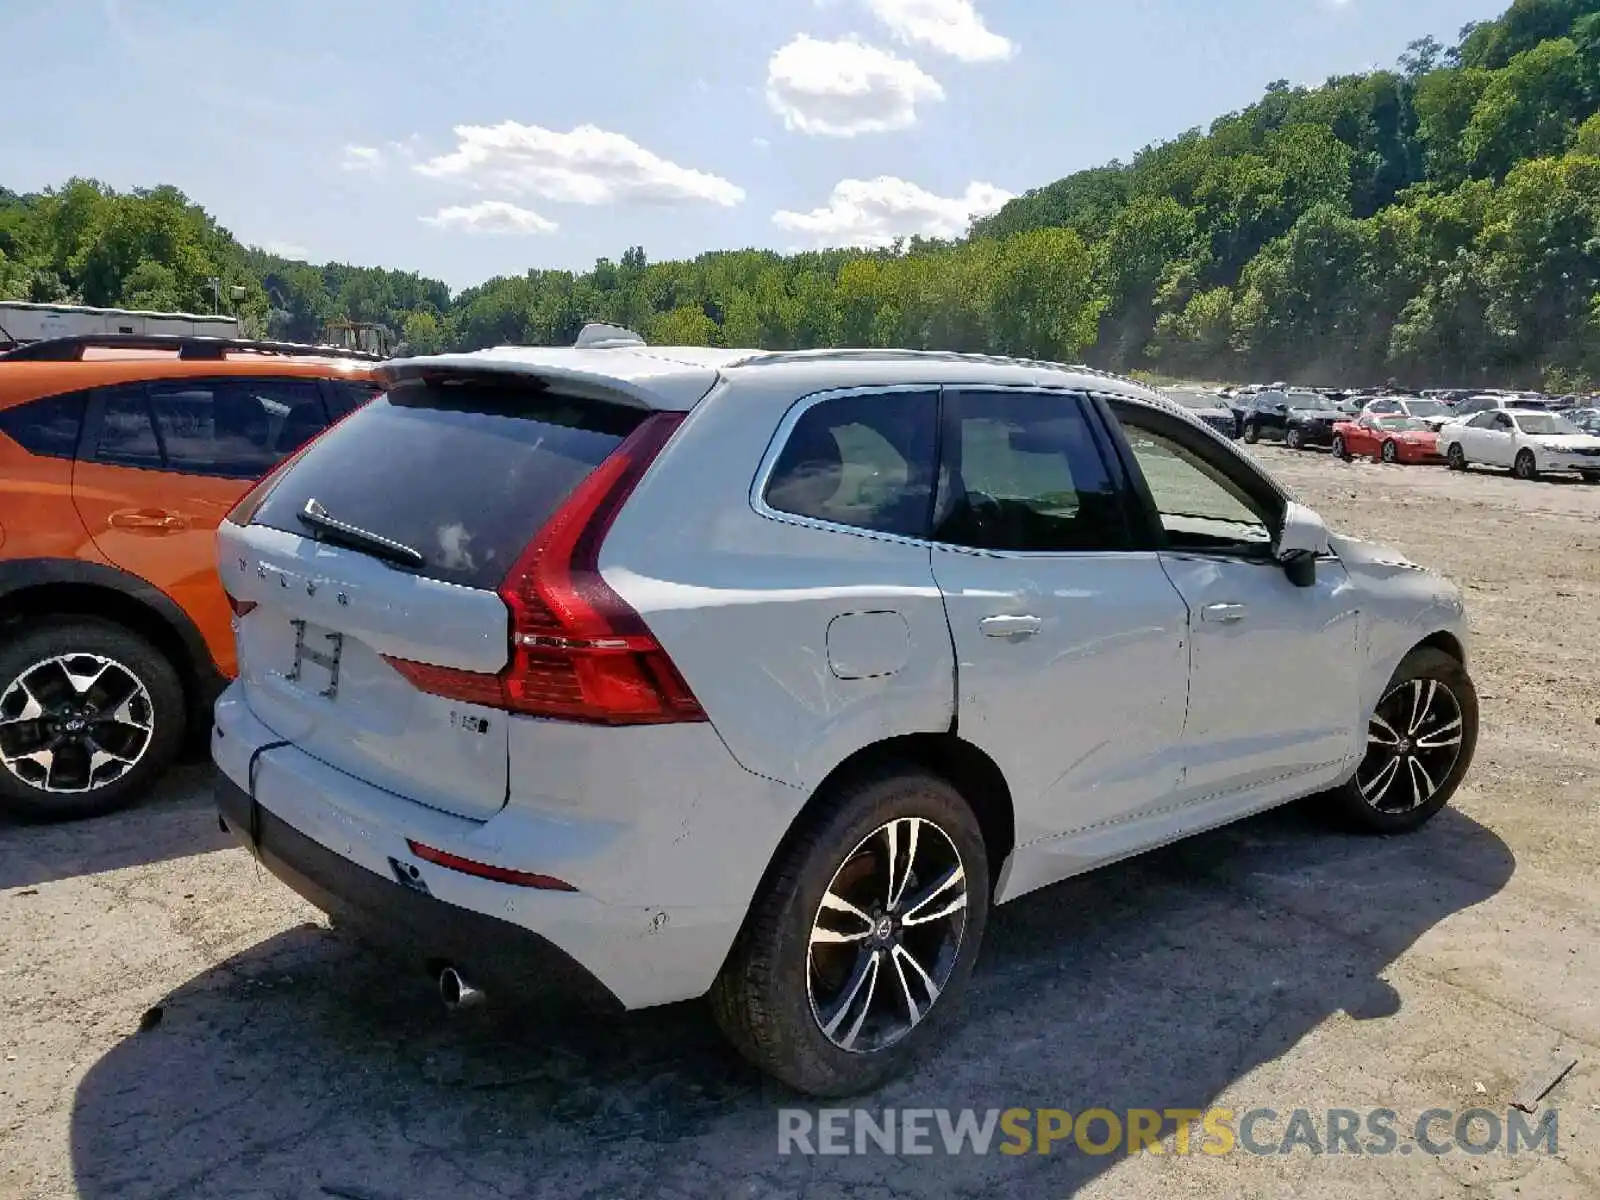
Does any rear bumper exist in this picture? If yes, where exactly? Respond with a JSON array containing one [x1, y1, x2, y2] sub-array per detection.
[[216, 774, 622, 1012], [210, 683, 760, 1009]]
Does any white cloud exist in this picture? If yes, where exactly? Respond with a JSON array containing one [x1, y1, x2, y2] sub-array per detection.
[[258, 239, 310, 259], [863, 0, 1016, 61], [420, 200, 558, 235], [765, 36, 944, 137], [340, 144, 383, 171], [414, 121, 744, 207], [773, 176, 1013, 246]]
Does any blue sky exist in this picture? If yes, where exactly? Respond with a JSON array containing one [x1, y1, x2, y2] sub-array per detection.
[[6, 0, 1500, 290]]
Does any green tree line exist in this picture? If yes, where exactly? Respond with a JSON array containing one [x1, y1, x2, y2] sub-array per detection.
[[4, 0, 1598, 389]]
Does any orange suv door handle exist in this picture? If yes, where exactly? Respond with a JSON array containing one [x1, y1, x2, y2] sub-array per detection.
[[108, 508, 188, 532]]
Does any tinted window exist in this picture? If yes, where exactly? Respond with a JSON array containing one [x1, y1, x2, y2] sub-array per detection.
[[0, 391, 85, 459], [254, 383, 643, 590], [329, 380, 381, 418], [764, 390, 937, 538], [149, 379, 327, 478], [1457, 398, 1491, 415], [95, 386, 163, 468], [1492, 412, 1515, 430], [933, 390, 1126, 553]]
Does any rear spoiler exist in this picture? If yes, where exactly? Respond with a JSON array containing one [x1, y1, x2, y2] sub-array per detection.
[[375, 352, 718, 412]]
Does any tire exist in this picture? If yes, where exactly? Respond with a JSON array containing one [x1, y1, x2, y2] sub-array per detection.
[[1319, 647, 1478, 835], [710, 765, 990, 1097], [1331, 435, 1349, 461], [1284, 427, 1305, 451], [1242, 423, 1260, 445], [1446, 443, 1467, 472], [1381, 440, 1399, 464], [0, 618, 186, 821], [1513, 450, 1539, 481]]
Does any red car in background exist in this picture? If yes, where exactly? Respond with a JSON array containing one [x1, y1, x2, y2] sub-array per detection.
[[1333, 414, 1443, 465]]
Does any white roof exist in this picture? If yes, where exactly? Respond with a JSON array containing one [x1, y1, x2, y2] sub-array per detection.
[[376, 343, 1172, 414]]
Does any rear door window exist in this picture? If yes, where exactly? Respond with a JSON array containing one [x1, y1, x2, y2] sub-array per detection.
[[328, 379, 381, 418], [251, 381, 644, 590], [149, 379, 328, 478], [94, 385, 163, 468], [933, 389, 1129, 553]]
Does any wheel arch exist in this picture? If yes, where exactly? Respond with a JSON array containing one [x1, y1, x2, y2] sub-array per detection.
[[753, 733, 1016, 911], [0, 559, 226, 726], [1413, 629, 1466, 667]]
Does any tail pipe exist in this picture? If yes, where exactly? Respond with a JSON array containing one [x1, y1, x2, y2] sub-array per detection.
[[438, 966, 485, 1011]]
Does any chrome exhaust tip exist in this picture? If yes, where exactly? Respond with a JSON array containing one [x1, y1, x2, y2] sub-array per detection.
[[438, 966, 484, 1011]]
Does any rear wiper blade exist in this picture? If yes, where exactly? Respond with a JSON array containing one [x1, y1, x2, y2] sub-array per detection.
[[296, 498, 425, 569]]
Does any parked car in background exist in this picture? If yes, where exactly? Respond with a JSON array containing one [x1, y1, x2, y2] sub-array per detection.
[[211, 330, 1478, 1097], [0, 334, 381, 818], [1451, 393, 1559, 418], [1333, 415, 1443, 465], [1439, 409, 1600, 481], [1221, 387, 1257, 435], [1161, 387, 1238, 439], [1242, 389, 1341, 449], [1568, 408, 1600, 436], [1359, 395, 1454, 432]]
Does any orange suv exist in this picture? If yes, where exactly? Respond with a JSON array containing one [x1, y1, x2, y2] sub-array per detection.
[[0, 334, 380, 819]]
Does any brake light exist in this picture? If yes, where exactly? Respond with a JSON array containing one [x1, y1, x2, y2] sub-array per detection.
[[407, 840, 577, 891], [227, 594, 258, 618], [383, 411, 706, 726]]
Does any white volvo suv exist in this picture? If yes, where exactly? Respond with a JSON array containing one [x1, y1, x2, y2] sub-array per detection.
[[212, 328, 1477, 1096]]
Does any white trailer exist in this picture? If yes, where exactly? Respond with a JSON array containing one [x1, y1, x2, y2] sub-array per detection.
[[0, 301, 240, 349]]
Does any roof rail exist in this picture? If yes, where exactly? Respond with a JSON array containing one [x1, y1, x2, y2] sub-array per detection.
[[725, 346, 1156, 392], [573, 323, 646, 349], [0, 333, 384, 363]]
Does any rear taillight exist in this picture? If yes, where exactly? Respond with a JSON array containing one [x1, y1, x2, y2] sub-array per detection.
[[227, 594, 258, 618], [384, 411, 706, 726]]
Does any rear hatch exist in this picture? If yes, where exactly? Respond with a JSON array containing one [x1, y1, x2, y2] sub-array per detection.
[[219, 377, 650, 820]]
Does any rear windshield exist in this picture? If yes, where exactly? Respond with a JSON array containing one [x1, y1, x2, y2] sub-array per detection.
[[252, 380, 643, 589]]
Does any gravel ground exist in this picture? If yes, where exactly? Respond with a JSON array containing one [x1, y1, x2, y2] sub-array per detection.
[[2, 446, 1599, 1200]]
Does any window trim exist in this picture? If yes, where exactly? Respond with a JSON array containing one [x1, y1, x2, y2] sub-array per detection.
[[749, 383, 1149, 558], [1100, 394, 1291, 563]]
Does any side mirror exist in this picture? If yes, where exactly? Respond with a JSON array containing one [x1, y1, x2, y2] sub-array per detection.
[[1275, 501, 1330, 588]]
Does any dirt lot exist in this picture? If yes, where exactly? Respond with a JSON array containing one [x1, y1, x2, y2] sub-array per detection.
[[3, 447, 1599, 1200]]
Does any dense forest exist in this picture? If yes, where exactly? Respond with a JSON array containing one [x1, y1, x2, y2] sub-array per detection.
[[3, 0, 1598, 389]]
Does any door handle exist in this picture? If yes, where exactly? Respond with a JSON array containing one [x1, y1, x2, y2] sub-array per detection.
[[980, 614, 1043, 638], [1201, 602, 1247, 624], [109, 509, 187, 531]]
